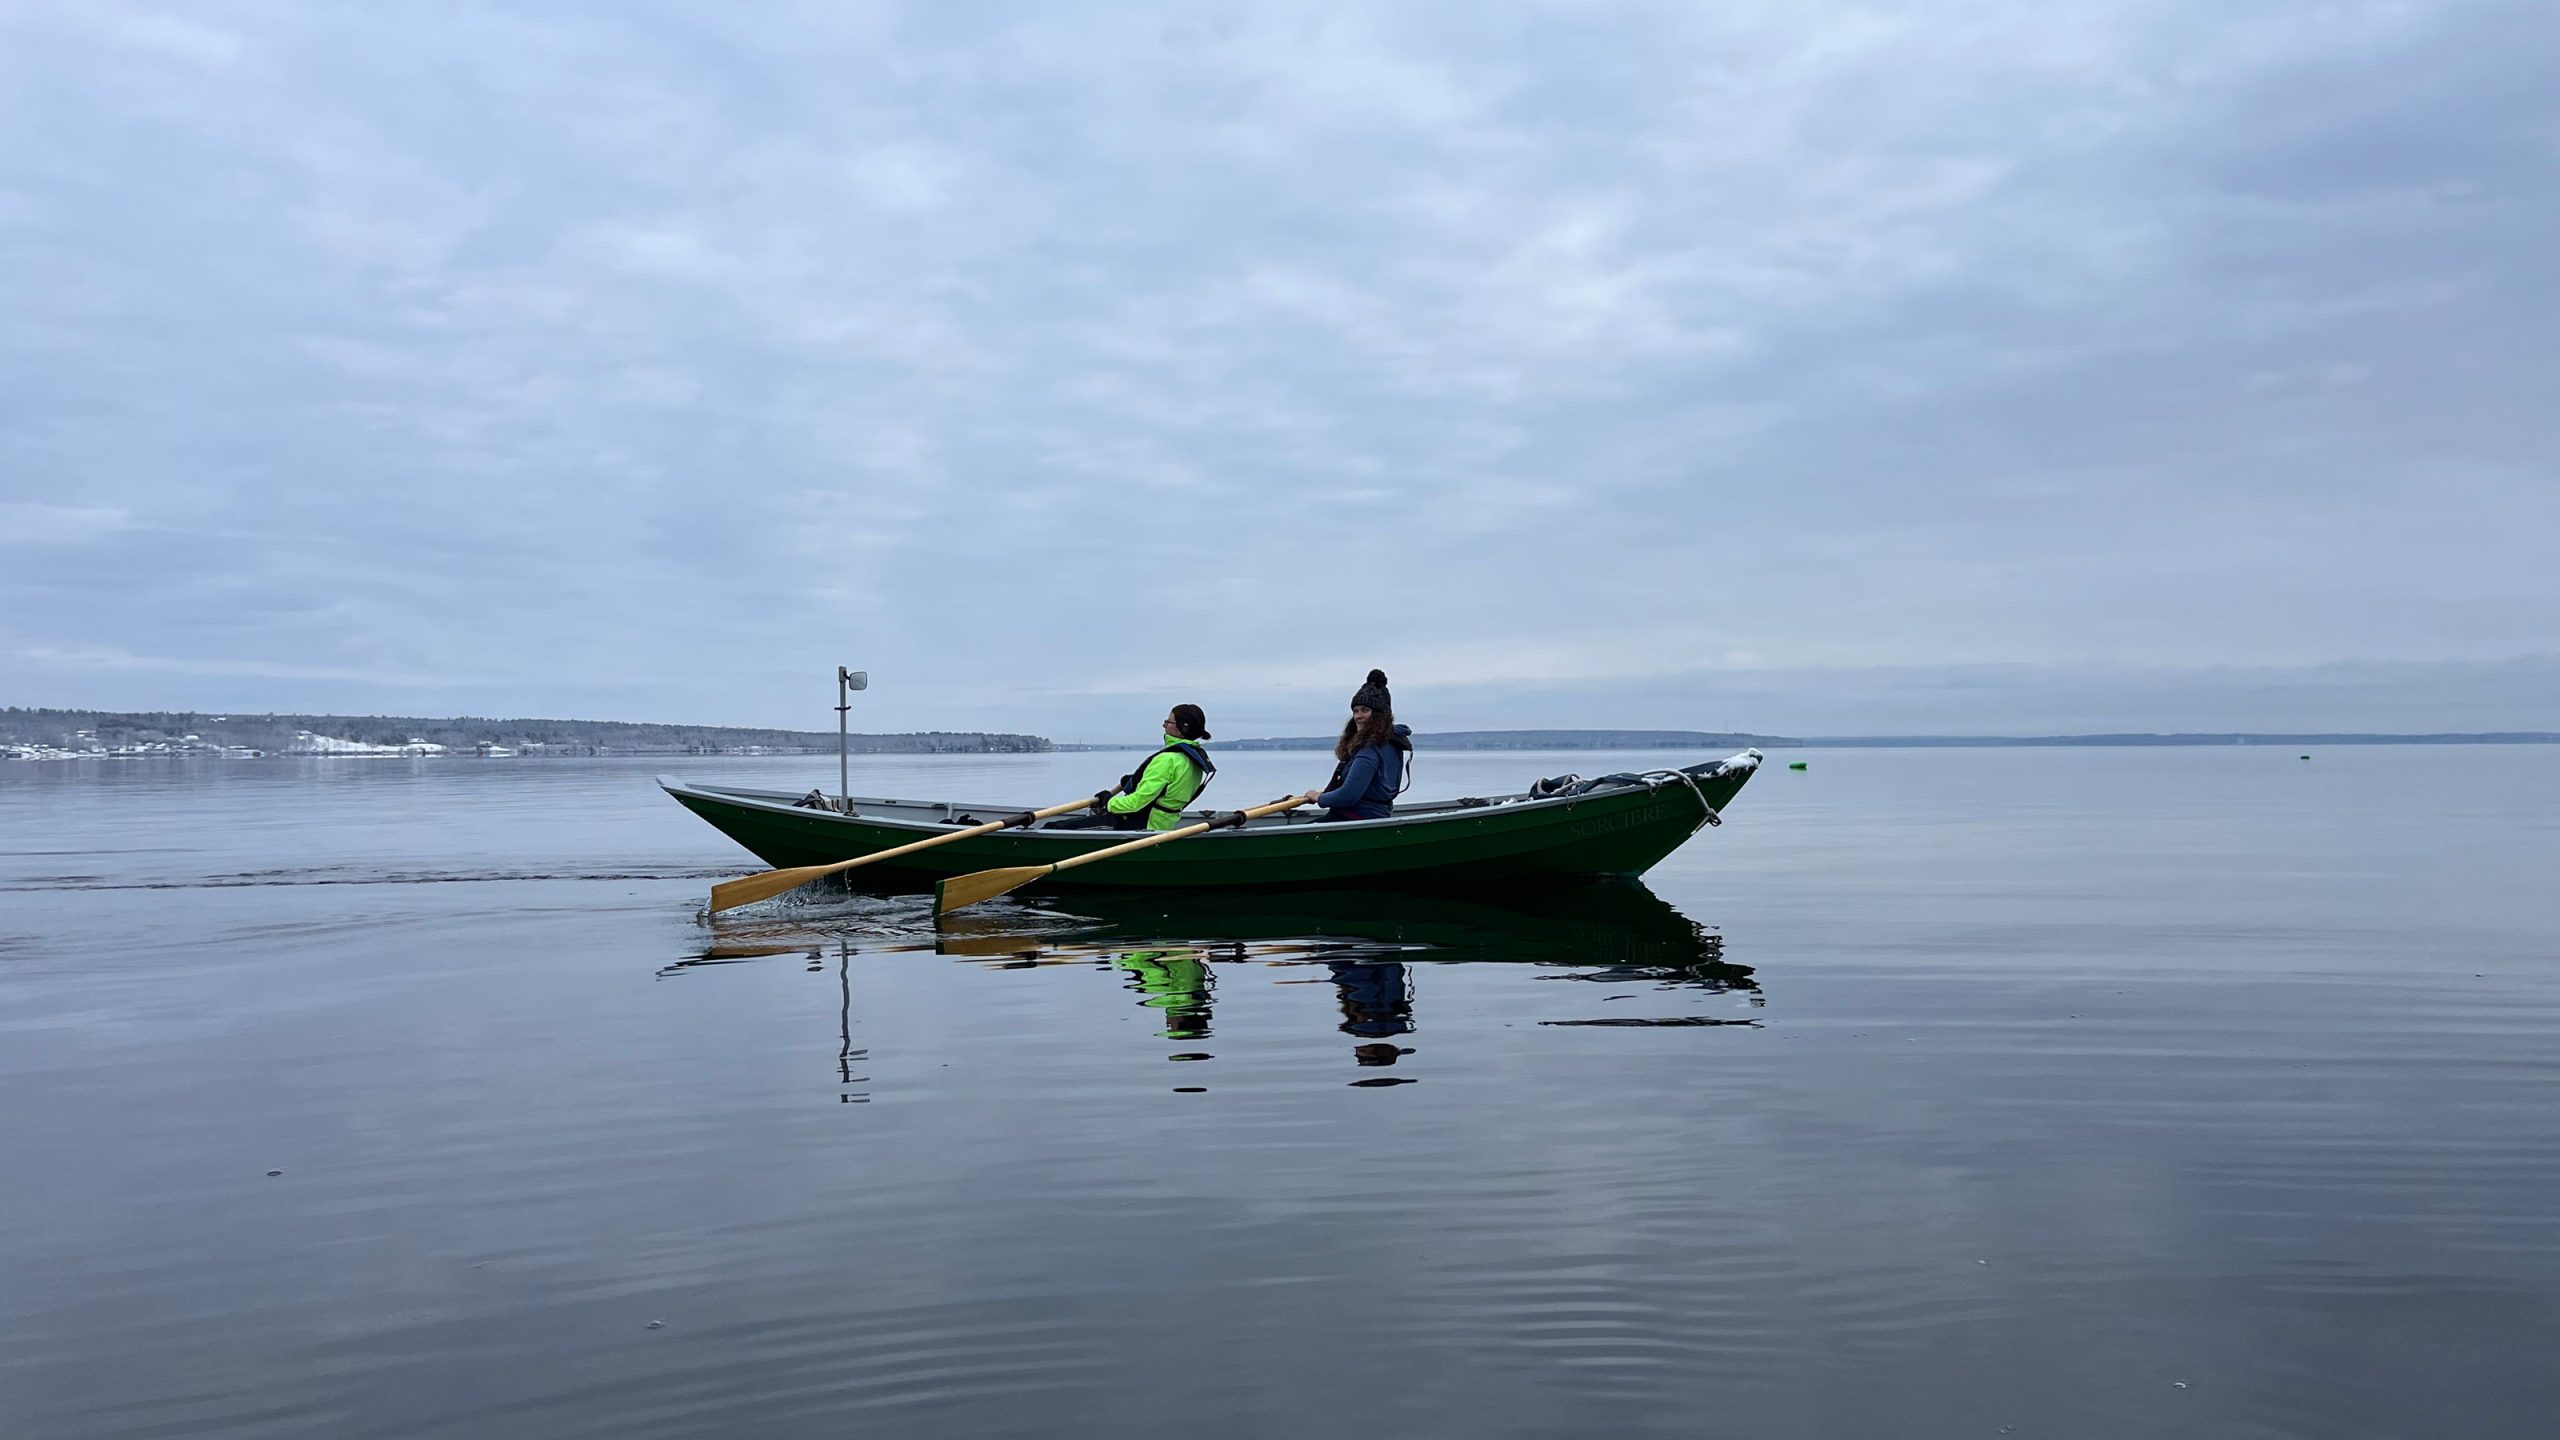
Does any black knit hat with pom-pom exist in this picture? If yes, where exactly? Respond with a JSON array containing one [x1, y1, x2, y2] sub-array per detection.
[[1350, 669, 1392, 714]]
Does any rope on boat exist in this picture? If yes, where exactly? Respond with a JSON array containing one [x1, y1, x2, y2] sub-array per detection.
[[1636, 768, 1722, 832]]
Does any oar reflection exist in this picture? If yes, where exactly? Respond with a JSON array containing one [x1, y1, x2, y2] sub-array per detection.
[[659, 938, 871, 1103]]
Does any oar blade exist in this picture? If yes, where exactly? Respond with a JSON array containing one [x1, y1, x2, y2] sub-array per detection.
[[935, 864, 1052, 916], [707, 863, 841, 914]]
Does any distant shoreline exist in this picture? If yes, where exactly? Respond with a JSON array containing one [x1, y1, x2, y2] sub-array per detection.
[[1059, 729, 2560, 751], [9, 706, 2553, 762], [0, 707, 1050, 761]]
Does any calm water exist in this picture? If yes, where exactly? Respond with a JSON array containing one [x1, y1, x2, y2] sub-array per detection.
[[2, 746, 2554, 1439]]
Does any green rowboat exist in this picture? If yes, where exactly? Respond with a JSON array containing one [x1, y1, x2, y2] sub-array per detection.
[[661, 749, 1760, 894]]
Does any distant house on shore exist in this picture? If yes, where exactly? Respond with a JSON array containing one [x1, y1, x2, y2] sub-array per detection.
[[289, 730, 447, 757]]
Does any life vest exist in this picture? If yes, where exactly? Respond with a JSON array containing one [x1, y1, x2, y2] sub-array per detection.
[[1109, 741, 1215, 829]]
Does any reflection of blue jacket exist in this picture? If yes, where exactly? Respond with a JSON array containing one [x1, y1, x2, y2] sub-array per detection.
[[1329, 962, 1413, 1037], [1317, 725, 1412, 819]]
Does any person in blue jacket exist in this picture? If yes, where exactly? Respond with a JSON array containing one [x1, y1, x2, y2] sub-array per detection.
[[1296, 669, 1412, 820]]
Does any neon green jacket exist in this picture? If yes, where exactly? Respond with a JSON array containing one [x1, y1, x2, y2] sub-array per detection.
[[1106, 733, 1211, 830]]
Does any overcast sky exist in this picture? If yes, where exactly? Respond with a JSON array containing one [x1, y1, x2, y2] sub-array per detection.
[[3, 1, 2553, 740]]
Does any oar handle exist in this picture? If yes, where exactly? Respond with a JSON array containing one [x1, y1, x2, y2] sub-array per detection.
[[819, 794, 1095, 871], [1043, 795, 1310, 876], [934, 795, 1313, 914]]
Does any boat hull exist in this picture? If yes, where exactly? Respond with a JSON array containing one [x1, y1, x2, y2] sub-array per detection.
[[662, 753, 1759, 893]]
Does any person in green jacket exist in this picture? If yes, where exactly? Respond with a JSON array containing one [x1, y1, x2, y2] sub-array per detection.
[[1052, 703, 1217, 831]]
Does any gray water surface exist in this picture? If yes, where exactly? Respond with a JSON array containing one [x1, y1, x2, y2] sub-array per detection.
[[2, 747, 2554, 1438]]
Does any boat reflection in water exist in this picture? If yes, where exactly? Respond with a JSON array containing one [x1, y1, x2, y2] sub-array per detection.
[[680, 880, 1755, 1091], [945, 880, 1757, 1062]]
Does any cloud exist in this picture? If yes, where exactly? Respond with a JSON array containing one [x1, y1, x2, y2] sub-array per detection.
[[0, 504, 133, 545], [7, 640, 446, 688], [1, 0, 2552, 733]]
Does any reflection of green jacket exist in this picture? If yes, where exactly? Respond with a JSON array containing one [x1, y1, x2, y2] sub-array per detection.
[[1121, 948, 1211, 1039], [1106, 733, 1212, 831]]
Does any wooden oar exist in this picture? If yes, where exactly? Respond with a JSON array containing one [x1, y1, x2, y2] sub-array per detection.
[[709, 796, 1103, 914], [935, 795, 1311, 916]]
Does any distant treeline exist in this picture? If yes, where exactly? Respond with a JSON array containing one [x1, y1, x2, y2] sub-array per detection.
[[0, 709, 1052, 755]]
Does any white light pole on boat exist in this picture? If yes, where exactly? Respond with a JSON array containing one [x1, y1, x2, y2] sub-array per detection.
[[836, 667, 868, 812]]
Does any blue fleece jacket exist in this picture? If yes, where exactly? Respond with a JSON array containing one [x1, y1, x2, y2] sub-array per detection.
[[1316, 724, 1411, 819]]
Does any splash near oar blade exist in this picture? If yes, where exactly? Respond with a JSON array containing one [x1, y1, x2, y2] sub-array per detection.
[[935, 865, 1056, 916]]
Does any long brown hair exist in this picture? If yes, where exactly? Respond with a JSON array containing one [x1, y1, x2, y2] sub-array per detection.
[[1334, 707, 1396, 761]]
